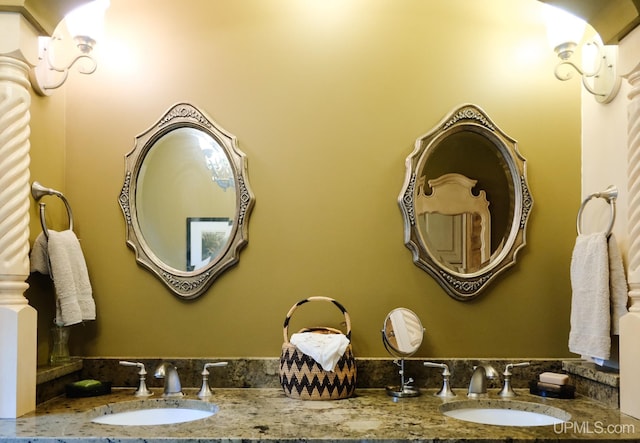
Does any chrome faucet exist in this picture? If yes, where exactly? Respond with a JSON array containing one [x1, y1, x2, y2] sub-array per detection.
[[197, 361, 229, 399], [467, 364, 498, 398], [497, 362, 530, 397], [154, 362, 184, 397], [119, 361, 153, 397], [424, 361, 456, 398]]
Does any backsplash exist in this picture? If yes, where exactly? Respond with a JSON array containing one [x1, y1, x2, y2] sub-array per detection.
[[37, 358, 618, 408], [79, 358, 568, 390], [38, 357, 573, 403]]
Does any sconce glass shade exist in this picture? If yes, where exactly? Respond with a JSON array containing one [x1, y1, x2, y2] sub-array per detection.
[[543, 4, 620, 104], [543, 5, 586, 59], [29, 0, 110, 96], [65, 0, 110, 47]]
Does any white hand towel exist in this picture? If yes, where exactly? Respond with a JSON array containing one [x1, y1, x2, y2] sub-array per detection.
[[290, 332, 350, 372], [569, 233, 611, 360], [608, 234, 628, 335], [47, 230, 96, 326]]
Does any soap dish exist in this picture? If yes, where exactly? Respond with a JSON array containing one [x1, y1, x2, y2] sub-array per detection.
[[528, 380, 575, 399], [65, 380, 112, 398]]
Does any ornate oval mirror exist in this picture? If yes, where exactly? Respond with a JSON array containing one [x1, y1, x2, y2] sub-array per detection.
[[399, 104, 532, 301], [119, 103, 255, 299]]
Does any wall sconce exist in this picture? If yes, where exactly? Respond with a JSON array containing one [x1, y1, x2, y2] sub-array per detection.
[[29, 0, 110, 96], [544, 5, 620, 104]]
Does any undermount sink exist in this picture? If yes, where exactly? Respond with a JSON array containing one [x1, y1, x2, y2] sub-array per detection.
[[440, 399, 570, 427], [91, 399, 218, 426]]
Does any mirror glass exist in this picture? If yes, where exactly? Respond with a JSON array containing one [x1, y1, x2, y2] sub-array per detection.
[[382, 307, 424, 357], [136, 127, 236, 272], [119, 103, 255, 299], [399, 104, 533, 300]]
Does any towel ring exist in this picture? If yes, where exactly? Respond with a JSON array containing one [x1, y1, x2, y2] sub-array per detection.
[[576, 185, 617, 237], [31, 181, 74, 240]]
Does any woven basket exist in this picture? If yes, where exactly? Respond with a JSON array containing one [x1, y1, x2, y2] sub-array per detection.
[[279, 296, 357, 400]]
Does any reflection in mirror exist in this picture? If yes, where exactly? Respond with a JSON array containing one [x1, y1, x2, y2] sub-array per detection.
[[417, 173, 491, 274], [136, 127, 236, 272], [119, 103, 255, 299], [382, 307, 424, 398], [399, 104, 532, 301]]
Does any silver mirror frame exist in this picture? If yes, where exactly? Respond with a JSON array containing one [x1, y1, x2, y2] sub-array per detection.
[[118, 103, 255, 299], [398, 104, 533, 301]]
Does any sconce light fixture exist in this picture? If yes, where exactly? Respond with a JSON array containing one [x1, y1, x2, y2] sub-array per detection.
[[29, 0, 110, 96], [544, 5, 620, 104]]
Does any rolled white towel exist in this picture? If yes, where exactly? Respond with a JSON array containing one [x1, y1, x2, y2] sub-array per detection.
[[290, 332, 350, 372]]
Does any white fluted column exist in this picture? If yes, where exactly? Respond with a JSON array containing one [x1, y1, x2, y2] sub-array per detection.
[[0, 20, 37, 418], [626, 65, 640, 312], [620, 61, 640, 419]]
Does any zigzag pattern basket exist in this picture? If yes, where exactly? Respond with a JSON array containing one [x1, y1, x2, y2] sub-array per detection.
[[279, 297, 357, 400]]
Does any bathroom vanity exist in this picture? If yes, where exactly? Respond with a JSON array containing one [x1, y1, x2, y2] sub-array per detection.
[[3, 358, 638, 442], [2, 387, 639, 441]]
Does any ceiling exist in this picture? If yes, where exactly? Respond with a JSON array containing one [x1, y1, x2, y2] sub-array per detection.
[[2, 1, 639, 44]]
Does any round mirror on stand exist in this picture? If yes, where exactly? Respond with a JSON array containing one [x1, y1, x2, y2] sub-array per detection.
[[381, 307, 424, 398]]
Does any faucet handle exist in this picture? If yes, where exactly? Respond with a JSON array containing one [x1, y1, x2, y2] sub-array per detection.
[[424, 361, 456, 398], [503, 361, 530, 375], [204, 362, 229, 371], [498, 361, 530, 398], [119, 361, 153, 397], [197, 362, 228, 399]]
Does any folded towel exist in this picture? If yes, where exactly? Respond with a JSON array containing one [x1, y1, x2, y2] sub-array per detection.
[[607, 234, 628, 335], [569, 233, 611, 360], [290, 332, 350, 372], [45, 230, 96, 326]]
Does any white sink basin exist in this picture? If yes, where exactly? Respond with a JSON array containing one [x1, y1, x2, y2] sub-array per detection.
[[440, 399, 570, 427], [91, 399, 217, 426]]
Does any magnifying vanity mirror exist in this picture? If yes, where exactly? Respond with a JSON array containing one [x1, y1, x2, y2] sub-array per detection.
[[399, 104, 532, 301], [382, 307, 424, 397], [119, 103, 255, 299]]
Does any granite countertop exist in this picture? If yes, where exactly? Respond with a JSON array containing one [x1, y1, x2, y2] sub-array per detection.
[[1, 387, 639, 442]]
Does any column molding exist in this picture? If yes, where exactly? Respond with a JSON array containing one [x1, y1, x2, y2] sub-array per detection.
[[620, 53, 640, 418], [0, 52, 37, 418], [626, 62, 640, 312]]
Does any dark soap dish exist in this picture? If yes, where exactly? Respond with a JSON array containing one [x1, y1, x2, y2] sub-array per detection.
[[528, 380, 575, 399]]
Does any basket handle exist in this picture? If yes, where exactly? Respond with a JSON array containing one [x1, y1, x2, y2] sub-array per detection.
[[282, 296, 352, 343]]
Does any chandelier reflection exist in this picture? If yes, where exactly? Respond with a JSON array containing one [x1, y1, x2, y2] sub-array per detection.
[[200, 140, 234, 191]]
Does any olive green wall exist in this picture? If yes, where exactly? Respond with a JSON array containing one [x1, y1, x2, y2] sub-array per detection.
[[27, 0, 582, 362]]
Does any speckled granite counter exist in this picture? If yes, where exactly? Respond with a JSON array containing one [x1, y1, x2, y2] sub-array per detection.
[[2, 388, 639, 442]]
